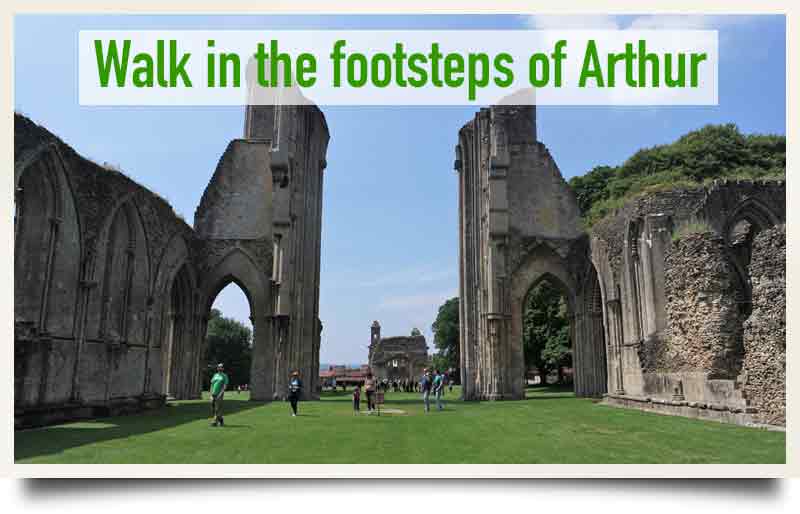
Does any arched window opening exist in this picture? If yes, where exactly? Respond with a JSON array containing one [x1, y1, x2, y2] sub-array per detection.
[[203, 283, 254, 395], [725, 202, 778, 321], [522, 275, 573, 392]]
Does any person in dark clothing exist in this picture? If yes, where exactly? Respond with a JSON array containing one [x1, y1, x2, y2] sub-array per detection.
[[353, 384, 361, 414], [288, 370, 303, 416]]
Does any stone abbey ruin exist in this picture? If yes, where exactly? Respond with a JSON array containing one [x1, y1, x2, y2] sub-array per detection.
[[14, 101, 328, 427], [368, 321, 430, 383], [14, 101, 785, 428], [455, 105, 785, 426]]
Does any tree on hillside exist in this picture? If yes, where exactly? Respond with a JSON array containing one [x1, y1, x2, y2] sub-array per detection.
[[410, 327, 422, 337], [431, 297, 460, 374], [568, 124, 786, 225], [203, 308, 252, 390], [523, 281, 572, 385]]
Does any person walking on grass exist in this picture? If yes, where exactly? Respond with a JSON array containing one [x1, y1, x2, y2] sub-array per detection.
[[364, 372, 377, 412], [288, 370, 303, 417], [210, 363, 229, 427], [433, 369, 445, 411], [353, 384, 361, 415], [420, 368, 433, 413]]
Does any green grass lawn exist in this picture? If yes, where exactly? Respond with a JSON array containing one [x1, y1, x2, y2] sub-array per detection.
[[14, 385, 785, 464]]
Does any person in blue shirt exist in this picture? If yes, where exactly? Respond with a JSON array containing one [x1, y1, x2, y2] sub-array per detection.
[[288, 370, 303, 417], [433, 369, 445, 411], [420, 368, 433, 413]]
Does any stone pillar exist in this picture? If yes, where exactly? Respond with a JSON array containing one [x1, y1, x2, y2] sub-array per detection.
[[70, 262, 98, 402], [645, 214, 672, 338], [250, 314, 275, 401], [607, 298, 625, 395]]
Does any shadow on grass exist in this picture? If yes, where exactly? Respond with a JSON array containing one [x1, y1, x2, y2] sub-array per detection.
[[525, 383, 576, 400], [15, 399, 265, 461]]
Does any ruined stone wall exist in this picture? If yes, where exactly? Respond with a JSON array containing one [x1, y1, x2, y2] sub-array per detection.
[[595, 181, 785, 425], [742, 225, 786, 425], [195, 140, 273, 240], [660, 232, 743, 377], [16, 101, 328, 426], [14, 114, 196, 427]]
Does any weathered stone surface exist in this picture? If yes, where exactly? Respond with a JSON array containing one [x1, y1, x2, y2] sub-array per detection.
[[14, 100, 328, 427], [586, 183, 784, 425], [660, 232, 743, 378], [14, 114, 196, 427], [195, 140, 273, 240], [742, 225, 786, 426], [245, 103, 329, 400]]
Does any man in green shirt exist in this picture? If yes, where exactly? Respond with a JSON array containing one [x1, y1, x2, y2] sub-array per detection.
[[210, 363, 229, 427]]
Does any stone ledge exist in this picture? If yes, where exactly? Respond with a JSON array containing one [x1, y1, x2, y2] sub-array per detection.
[[603, 394, 758, 427]]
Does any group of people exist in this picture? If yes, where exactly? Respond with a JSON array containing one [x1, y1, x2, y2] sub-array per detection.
[[208, 364, 451, 427], [208, 363, 305, 426], [351, 368, 449, 415], [383, 378, 423, 393], [419, 368, 447, 412]]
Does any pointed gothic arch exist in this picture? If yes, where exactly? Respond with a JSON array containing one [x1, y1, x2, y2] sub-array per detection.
[[200, 248, 274, 401]]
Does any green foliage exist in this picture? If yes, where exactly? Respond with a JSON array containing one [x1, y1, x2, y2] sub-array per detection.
[[203, 308, 252, 389], [523, 280, 572, 382], [671, 220, 713, 242], [569, 124, 786, 226], [410, 327, 422, 337], [431, 297, 460, 372], [429, 353, 450, 374]]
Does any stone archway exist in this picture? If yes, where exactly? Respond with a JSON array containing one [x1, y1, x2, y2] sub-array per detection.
[[723, 198, 781, 318], [200, 249, 274, 402], [509, 247, 607, 399], [455, 105, 611, 401], [518, 273, 574, 389]]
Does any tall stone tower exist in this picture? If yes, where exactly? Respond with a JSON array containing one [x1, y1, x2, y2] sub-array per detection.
[[367, 320, 380, 369], [243, 98, 329, 400], [370, 320, 381, 347], [454, 105, 605, 400]]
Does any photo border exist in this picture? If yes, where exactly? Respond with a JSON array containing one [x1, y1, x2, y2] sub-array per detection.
[[1, 0, 796, 479]]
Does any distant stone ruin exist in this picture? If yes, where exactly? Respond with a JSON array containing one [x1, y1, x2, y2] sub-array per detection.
[[367, 321, 429, 382], [453, 105, 785, 426]]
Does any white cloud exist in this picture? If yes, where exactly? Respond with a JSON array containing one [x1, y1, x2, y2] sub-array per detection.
[[522, 15, 622, 30]]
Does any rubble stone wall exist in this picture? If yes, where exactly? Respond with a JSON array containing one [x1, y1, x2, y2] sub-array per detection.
[[742, 225, 786, 425], [661, 232, 744, 378]]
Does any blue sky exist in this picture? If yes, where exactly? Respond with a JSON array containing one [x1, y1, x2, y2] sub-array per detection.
[[14, 14, 786, 365]]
